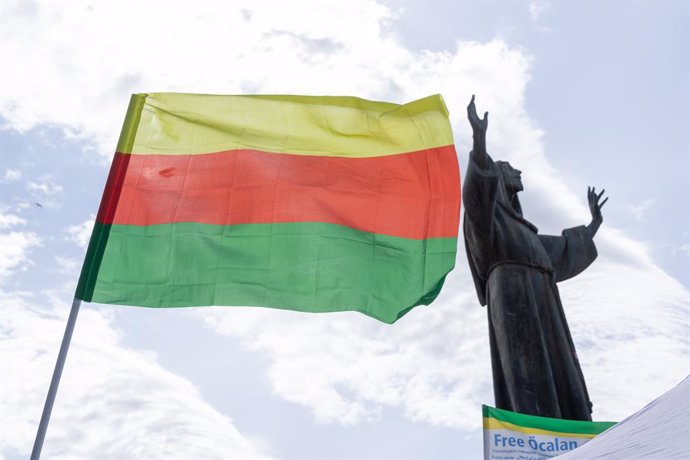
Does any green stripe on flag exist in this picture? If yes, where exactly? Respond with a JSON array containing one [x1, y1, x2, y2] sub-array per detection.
[[82, 222, 458, 324]]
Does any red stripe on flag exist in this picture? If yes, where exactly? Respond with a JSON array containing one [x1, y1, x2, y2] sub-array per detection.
[[102, 146, 460, 239]]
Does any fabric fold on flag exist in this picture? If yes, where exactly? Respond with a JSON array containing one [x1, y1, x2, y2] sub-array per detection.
[[76, 93, 461, 323]]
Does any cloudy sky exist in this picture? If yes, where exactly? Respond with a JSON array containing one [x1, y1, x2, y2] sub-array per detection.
[[1, 1, 688, 459]]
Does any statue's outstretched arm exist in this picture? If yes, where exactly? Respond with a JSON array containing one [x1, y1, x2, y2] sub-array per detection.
[[467, 95, 491, 169], [586, 186, 608, 238]]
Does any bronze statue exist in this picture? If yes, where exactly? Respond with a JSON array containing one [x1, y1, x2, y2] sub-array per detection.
[[463, 96, 607, 421]]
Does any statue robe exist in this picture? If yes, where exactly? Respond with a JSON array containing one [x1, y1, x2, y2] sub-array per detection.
[[463, 152, 596, 421]]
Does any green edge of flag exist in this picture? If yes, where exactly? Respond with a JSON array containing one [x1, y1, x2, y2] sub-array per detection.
[[75, 220, 108, 301], [482, 405, 616, 435]]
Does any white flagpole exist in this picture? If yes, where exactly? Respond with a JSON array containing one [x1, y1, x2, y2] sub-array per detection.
[[30, 297, 82, 460]]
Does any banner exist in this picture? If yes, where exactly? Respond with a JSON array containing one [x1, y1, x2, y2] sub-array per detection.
[[483, 405, 615, 459]]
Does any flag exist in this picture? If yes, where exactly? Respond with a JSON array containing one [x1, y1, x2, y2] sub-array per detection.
[[483, 405, 616, 459], [76, 93, 460, 323]]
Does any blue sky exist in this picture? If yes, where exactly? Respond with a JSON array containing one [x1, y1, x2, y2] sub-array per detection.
[[1, 1, 688, 459]]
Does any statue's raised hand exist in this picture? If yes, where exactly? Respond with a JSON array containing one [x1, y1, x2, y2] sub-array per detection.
[[468, 95, 489, 159], [586, 186, 608, 237], [467, 95, 489, 135], [588, 187, 608, 221]]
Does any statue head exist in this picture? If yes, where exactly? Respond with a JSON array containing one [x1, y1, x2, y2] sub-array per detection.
[[496, 161, 523, 194], [495, 160, 524, 216]]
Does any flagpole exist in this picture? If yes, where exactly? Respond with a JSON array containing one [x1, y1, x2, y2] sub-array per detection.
[[30, 297, 82, 460]]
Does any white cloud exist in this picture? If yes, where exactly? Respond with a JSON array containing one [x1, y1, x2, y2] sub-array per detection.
[[27, 178, 63, 196], [626, 197, 655, 220], [0, 209, 25, 229], [25, 176, 64, 209], [53, 255, 81, 274], [675, 244, 690, 257], [2, 169, 22, 182], [0, 292, 271, 460], [528, 2, 549, 21], [0, 231, 40, 281], [0, 209, 38, 282], [198, 271, 490, 429], [557, 259, 689, 420], [66, 216, 94, 249]]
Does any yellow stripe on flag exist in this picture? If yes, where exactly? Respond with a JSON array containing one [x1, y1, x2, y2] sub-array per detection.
[[117, 93, 453, 157]]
